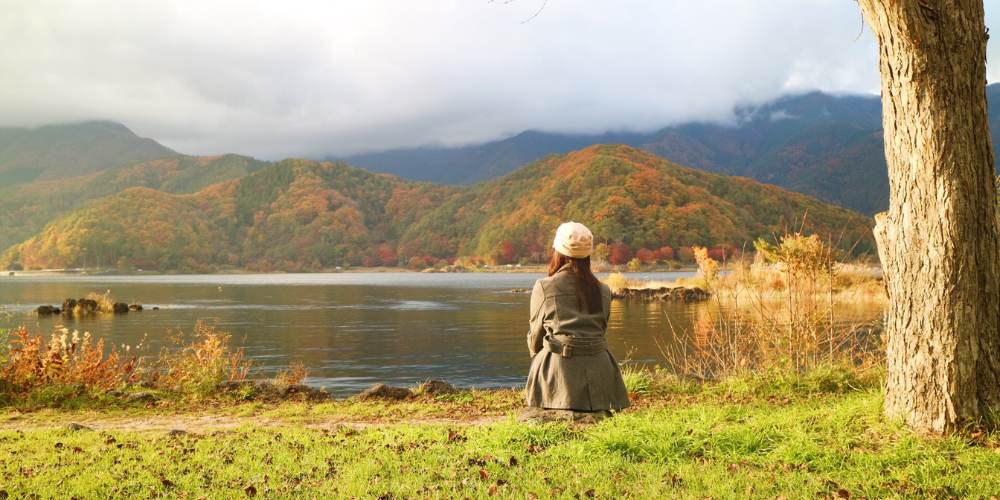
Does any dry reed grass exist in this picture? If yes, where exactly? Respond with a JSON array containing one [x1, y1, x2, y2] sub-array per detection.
[[603, 272, 639, 294], [147, 321, 252, 398], [658, 233, 885, 380], [273, 361, 308, 389], [0, 321, 254, 404], [1, 326, 139, 392]]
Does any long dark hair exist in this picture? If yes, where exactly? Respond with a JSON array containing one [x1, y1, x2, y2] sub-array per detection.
[[548, 251, 602, 313]]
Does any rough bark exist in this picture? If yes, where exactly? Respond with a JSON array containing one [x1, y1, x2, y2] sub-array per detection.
[[858, 0, 1000, 434]]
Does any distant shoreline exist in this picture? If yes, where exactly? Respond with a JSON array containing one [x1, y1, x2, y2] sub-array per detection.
[[2, 265, 698, 277]]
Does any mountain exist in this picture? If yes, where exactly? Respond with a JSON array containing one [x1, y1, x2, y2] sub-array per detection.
[[2, 159, 451, 271], [342, 84, 1000, 215], [341, 130, 649, 185], [0, 154, 267, 253], [2, 145, 873, 272], [395, 145, 874, 264], [641, 92, 887, 214], [0, 121, 176, 185]]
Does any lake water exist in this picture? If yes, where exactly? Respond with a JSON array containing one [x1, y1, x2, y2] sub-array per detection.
[[0, 272, 881, 396]]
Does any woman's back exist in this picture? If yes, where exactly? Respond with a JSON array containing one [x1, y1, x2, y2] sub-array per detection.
[[524, 221, 629, 412], [533, 270, 611, 340]]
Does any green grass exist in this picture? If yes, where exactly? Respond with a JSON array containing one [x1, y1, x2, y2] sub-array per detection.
[[1, 369, 999, 498]]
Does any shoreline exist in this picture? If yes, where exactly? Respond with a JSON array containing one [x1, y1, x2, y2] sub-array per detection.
[[1, 266, 700, 277]]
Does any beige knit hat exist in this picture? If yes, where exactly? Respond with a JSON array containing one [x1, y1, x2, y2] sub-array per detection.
[[552, 221, 594, 258]]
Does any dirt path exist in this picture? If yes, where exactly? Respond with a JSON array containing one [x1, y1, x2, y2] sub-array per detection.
[[0, 412, 507, 433]]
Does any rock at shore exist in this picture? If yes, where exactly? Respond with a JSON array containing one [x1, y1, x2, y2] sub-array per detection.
[[49, 298, 145, 315], [216, 380, 329, 402], [63, 298, 100, 315], [35, 305, 60, 316], [356, 383, 413, 400], [415, 380, 457, 395], [612, 286, 710, 302], [281, 384, 329, 401]]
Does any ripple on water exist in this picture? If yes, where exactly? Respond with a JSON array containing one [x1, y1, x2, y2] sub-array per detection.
[[388, 300, 458, 311]]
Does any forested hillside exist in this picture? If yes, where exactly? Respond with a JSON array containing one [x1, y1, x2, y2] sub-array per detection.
[[1, 146, 873, 272], [0, 154, 267, 252], [2, 160, 451, 271], [396, 145, 874, 265]]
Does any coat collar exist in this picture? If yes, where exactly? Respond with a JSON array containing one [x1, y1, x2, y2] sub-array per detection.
[[556, 262, 574, 274]]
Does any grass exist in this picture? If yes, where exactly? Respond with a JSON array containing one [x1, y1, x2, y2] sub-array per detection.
[[1, 367, 999, 498]]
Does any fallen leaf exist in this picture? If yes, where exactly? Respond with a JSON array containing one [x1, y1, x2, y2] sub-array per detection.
[[584, 488, 595, 497], [244, 485, 257, 497], [508, 456, 519, 467], [447, 429, 466, 443], [837, 489, 850, 499], [479, 468, 489, 480]]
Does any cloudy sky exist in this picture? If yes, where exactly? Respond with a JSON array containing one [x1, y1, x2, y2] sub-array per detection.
[[2, 0, 998, 159]]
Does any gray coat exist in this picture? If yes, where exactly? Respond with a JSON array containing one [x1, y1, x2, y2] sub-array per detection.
[[524, 266, 630, 411]]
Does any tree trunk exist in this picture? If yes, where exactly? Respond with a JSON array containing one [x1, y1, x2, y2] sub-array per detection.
[[858, 0, 1000, 434]]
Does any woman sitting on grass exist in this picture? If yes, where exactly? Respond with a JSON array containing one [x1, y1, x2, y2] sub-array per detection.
[[525, 221, 630, 413]]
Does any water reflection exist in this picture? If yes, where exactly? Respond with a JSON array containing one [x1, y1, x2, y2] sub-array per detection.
[[0, 273, 883, 396]]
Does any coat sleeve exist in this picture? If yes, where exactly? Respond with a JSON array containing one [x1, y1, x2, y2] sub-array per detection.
[[602, 283, 613, 324], [526, 280, 546, 356]]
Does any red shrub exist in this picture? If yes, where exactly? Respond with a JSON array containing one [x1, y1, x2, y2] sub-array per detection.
[[609, 243, 632, 265], [635, 248, 657, 264]]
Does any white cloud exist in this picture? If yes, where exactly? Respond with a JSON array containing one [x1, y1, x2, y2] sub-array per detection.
[[0, 0, 996, 158]]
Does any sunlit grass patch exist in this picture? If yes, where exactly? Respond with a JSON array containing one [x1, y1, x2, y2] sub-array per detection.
[[4, 389, 1000, 498], [621, 364, 653, 395]]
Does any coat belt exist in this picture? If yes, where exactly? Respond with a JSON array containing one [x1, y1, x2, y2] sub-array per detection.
[[543, 335, 608, 358]]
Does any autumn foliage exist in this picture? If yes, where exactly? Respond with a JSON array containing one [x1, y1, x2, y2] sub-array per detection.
[[0, 322, 252, 404], [1, 145, 874, 271], [1, 327, 138, 393]]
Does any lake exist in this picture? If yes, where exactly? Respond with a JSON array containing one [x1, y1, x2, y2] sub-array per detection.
[[0, 272, 881, 396]]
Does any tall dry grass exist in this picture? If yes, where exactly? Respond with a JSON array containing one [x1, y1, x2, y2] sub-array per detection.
[[693, 246, 720, 290], [0, 321, 254, 404], [86, 290, 116, 314], [1, 327, 139, 392], [146, 321, 253, 398], [273, 361, 308, 390], [604, 272, 640, 294], [659, 233, 884, 380]]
